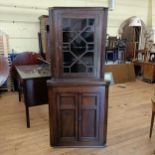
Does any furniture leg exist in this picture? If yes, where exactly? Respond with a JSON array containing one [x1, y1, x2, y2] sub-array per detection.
[[25, 104, 30, 128], [17, 78, 21, 102], [18, 84, 21, 102], [149, 112, 155, 138]]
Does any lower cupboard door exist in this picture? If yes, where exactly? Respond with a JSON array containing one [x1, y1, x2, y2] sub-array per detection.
[[56, 93, 78, 143], [79, 93, 100, 142]]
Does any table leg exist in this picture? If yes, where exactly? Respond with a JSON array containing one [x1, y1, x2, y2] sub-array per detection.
[[23, 80, 30, 128], [149, 112, 155, 138], [25, 104, 30, 128], [18, 86, 21, 102], [18, 79, 21, 102]]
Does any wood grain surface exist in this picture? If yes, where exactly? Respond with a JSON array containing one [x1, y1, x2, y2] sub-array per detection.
[[0, 80, 155, 155]]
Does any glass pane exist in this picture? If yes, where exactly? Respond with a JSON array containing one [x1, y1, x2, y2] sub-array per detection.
[[88, 67, 93, 73], [64, 68, 70, 73], [81, 32, 94, 42], [81, 52, 94, 66], [63, 32, 76, 43], [71, 37, 86, 56], [88, 19, 95, 26], [62, 17, 95, 74], [71, 61, 86, 73], [63, 43, 70, 51], [63, 52, 75, 66], [63, 18, 87, 32], [88, 44, 94, 51]]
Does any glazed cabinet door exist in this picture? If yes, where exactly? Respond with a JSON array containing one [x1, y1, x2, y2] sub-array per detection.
[[49, 8, 108, 79], [56, 93, 78, 143], [60, 15, 99, 77]]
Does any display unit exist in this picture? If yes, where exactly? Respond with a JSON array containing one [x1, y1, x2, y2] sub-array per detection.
[[47, 7, 109, 147]]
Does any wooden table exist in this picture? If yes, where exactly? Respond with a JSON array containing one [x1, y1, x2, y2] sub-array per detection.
[[16, 64, 51, 128], [0, 56, 9, 87]]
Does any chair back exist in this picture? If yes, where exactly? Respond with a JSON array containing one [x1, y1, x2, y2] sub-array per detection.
[[11, 52, 41, 77]]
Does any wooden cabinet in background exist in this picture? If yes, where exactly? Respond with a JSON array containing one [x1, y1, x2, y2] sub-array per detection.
[[47, 7, 109, 147], [143, 62, 155, 82]]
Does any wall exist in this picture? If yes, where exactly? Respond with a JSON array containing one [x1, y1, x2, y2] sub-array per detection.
[[0, 0, 152, 53], [107, 0, 149, 36]]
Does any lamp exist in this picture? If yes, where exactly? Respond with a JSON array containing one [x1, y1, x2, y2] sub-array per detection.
[[129, 17, 142, 27]]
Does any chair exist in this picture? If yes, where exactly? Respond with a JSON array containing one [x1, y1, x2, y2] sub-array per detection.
[[11, 52, 41, 91], [149, 95, 155, 138], [105, 36, 117, 63]]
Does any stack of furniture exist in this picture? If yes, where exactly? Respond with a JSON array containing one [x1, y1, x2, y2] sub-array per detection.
[[0, 31, 9, 57], [38, 15, 49, 61], [116, 39, 127, 63], [105, 36, 118, 63], [47, 7, 109, 147], [105, 37, 127, 63], [0, 55, 9, 88]]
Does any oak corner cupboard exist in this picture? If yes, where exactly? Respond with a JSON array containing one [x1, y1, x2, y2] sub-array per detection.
[[47, 7, 109, 147]]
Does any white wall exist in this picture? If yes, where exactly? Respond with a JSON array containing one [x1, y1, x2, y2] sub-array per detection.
[[107, 0, 149, 36], [0, 0, 153, 53], [0, 0, 108, 53]]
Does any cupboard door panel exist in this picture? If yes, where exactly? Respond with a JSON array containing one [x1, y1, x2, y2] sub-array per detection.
[[79, 93, 100, 141], [60, 110, 76, 137], [57, 93, 78, 141], [81, 109, 97, 137]]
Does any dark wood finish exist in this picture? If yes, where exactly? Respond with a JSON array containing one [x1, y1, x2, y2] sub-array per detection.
[[0, 56, 9, 87], [48, 7, 108, 79], [47, 79, 109, 147], [11, 52, 42, 90], [121, 26, 135, 60], [47, 7, 109, 147], [121, 25, 141, 61], [16, 65, 51, 128]]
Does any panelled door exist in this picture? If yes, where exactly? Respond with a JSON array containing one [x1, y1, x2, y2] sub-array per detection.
[[56, 91, 100, 143], [79, 93, 100, 141]]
